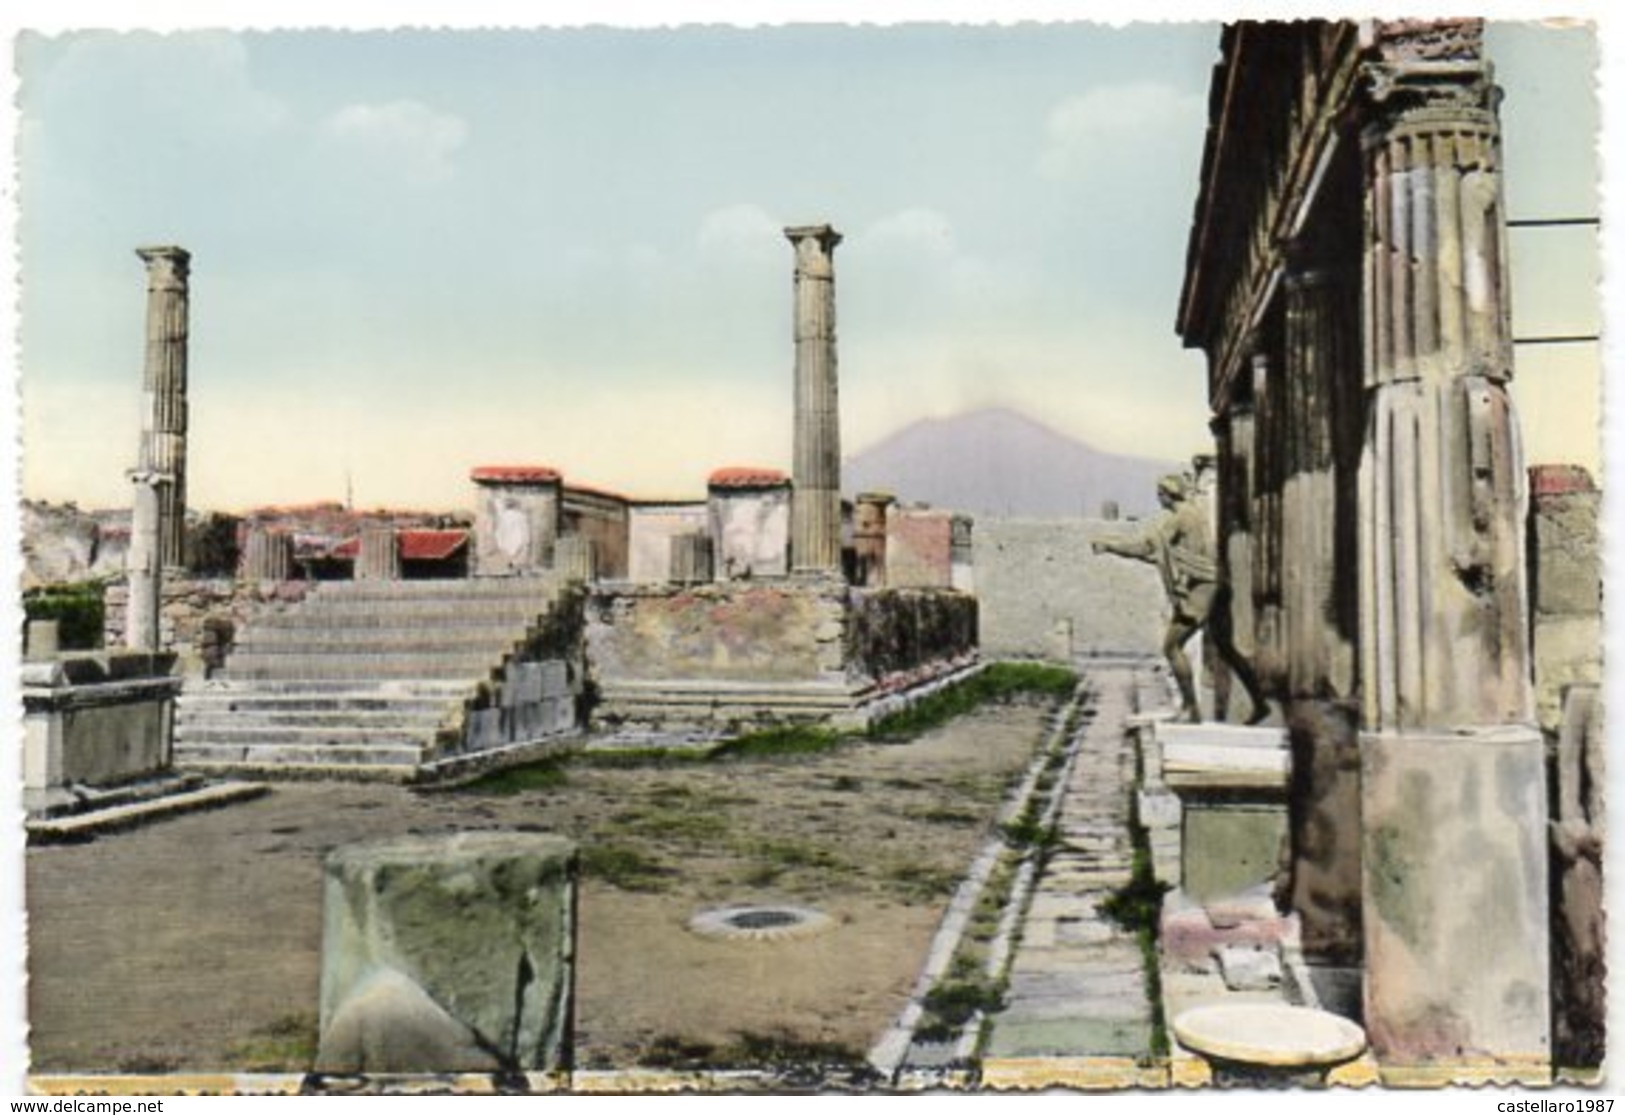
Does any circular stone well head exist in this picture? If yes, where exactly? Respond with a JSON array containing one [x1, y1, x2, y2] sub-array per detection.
[[687, 904, 835, 942]]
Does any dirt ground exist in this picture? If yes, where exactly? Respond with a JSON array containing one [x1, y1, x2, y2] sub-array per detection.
[[26, 695, 1057, 1075]]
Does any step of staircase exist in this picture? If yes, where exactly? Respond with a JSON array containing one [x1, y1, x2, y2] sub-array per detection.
[[175, 576, 569, 775]]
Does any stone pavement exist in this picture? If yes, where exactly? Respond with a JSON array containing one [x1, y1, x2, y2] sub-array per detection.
[[981, 658, 1170, 1090]]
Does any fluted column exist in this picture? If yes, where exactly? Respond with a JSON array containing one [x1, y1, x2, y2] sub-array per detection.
[[1356, 22, 1547, 1082], [786, 224, 843, 575], [135, 246, 190, 572], [1282, 264, 1358, 700]]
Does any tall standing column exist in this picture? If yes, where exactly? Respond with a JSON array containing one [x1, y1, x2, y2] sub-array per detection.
[[136, 246, 191, 572], [785, 224, 843, 575], [125, 245, 189, 651], [1356, 22, 1547, 1082]]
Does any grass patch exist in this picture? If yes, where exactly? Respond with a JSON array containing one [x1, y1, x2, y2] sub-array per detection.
[[225, 1012, 318, 1072], [710, 725, 843, 761], [885, 861, 962, 903], [868, 662, 1077, 742], [726, 1030, 867, 1069], [828, 774, 864, 792], [623, 807, 733, 843], [580, 843, 673, 892], [457, 759, 569, 795], [1098, 807, 1173, 1058], [903, 805, 982, 827], [916, 973, 1006, 1043]]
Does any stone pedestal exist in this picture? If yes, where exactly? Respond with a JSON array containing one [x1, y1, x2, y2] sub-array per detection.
[[355, 526, 400, 581], [707, 468, 791, 580], [317, 832, 578, 1076], [25, 620, 60, 662], [1158, 722, 1289, 904], [472, 466, 563, 576], [786, 224, 843, 574], [1360, 727, 1549, 1082]]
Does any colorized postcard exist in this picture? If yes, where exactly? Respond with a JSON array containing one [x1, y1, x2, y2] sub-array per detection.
[[4, 3, 1612, 1099]]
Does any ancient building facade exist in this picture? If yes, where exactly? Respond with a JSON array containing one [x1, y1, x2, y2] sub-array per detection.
[[1177, 20, 1553, 1082]]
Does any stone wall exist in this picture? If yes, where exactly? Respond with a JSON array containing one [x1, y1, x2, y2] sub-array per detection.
[[1528, 466, 1602, 735], [587, 580, 846, 684], [105, 578, 314, 674], [626, 503, 709, 584], [584, 578, 977, 730], [454, 588, 587, 756], [973, 517, 1166, 660]]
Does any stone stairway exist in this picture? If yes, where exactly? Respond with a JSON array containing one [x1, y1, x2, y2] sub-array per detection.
[[175, 577, 566, 776]]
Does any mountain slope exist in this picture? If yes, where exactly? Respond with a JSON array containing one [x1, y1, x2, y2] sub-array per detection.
[[844, 407, 1178, 518]]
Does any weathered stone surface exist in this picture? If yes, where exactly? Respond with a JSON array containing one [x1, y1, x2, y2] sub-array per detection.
[[317, 832, 577, 1074], [1361, 727, 1549, 1070], [134, 245, 191, 573], [1550, 685, 1605, 1070], [710, 474, 791, 581], [1215, 945, 1282, 991], [355, 526, 400, 581], [972, 518, 1165, 659], [1283, 699, 1362, 965], [626, 502, 708, 584], [786, 224, 843, 574], [471, 467, 561, 577]]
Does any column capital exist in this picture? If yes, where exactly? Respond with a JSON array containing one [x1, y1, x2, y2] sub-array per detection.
[[136, 245, 191, 285], [1359, 22, 1499, 144], [785, 224, 842, 276]]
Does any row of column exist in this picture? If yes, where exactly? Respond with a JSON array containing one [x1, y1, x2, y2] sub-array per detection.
[[1211, 32, 1547, 1077]]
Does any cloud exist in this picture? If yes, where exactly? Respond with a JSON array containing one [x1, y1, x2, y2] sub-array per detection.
[[696, 203, 782, 264], [1038, 81, 1203, 182], [319, 100, 468, 184], [859, 207, 957, 261]]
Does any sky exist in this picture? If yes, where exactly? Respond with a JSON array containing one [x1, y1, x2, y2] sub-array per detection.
[[13, 16, 1602, 513]]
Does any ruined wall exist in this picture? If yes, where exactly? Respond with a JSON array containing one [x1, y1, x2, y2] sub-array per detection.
[[104, 578, 314, 674], [973, 518, 1166, 660], [587, 581, 977, 687], [1528, 466, 1603, 735], [626, 503, 709, 584], [847, 587, 978, 686], [710, 487, 791, 580], [586, 581, 845, 683]]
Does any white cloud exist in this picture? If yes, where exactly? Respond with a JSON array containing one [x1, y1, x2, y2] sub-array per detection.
[[858, 207, 957, 261], [319, 99, 468, 184], [696, 203, 781, 263], [1038, 81, 1203, 181]]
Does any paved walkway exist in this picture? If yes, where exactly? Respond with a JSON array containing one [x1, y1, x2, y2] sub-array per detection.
[[981, 658, 1170, 1089]]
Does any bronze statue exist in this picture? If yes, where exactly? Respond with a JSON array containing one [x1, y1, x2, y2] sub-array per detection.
[[1093, 474, 1269, 724]]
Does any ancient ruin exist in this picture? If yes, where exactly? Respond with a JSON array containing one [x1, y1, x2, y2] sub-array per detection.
[[1176, 18, 1581, 1083]]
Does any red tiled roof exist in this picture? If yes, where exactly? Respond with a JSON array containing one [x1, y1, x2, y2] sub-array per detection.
[[471, 465, 561, 484], [708, 465, 789, 489], [1530, 464, 1596, 497], [331, 529, 468, 562]]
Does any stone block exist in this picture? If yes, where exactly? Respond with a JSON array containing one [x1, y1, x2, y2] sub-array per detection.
[[1361, 727, 1549, 1076], [539, 660, 570, 700], [317, 832, 578, 1075], [1215, 945, 1283, 991]]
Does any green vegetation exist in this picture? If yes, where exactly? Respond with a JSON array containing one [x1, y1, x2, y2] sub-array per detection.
[[1098, 815, 1172, 1058], [23, 581, 106, 650], [224, 1013, 319, 1072], [580, 843, 672, 892], [710, 724, 843, 761], [867, 662, 1077, 741], [458, 758, 569, 794], [917, 955, 1007, 1043]]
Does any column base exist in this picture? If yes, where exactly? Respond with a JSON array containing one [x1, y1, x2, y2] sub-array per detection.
[[1361, 725, 1551, 1079]]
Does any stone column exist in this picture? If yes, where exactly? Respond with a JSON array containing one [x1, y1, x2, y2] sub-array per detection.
[[356, 526, 401, 581], [852, 491, 893, 587], [242, 527, 294, 582], [1279, 261, 1364, 976], [125, 470, 164, 651], [135, 246, 190, 572], [1248, 351, 1285, 693], [1356, 23, 1547, 1081], [786, 224, 843, 574]]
